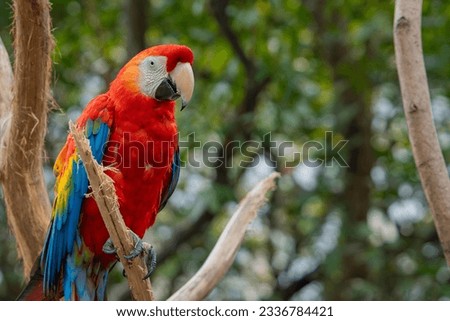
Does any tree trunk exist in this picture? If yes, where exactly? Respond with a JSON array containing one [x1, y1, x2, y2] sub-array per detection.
[[0, 0, 53, 280]]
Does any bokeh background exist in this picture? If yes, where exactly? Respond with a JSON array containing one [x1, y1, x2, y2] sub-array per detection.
[[1, 0, 450, 300]]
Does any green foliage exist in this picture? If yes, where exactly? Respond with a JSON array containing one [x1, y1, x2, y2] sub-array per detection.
[[1, 0, 450, 300]]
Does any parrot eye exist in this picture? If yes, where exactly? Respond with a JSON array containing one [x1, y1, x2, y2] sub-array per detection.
[[147, 59, 155, 68], [142, 56, 166, 72]]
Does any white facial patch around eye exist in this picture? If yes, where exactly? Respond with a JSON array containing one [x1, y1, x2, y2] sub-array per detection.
[[139, 56, 168, 97]]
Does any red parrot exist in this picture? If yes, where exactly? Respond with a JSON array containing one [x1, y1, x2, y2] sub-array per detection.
[[18, 44, 194, 300]]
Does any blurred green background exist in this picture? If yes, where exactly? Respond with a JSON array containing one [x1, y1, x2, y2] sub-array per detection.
[[1, 0, 450, 300]]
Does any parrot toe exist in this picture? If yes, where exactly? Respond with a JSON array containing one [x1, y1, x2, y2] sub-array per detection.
[[123, 230, 144, 260], [142, 243, 157, 280], [102, 238, 117, 255], [102, 231, 157, 279], [120, 242, 156, 280], [101, 230, 143, 259]]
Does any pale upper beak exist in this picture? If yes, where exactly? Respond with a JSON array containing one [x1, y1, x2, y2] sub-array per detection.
[[169, 62, 194, 110]]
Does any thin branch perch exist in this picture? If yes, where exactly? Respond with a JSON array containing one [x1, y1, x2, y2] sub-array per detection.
[[168, 172, 280, 301], [69, 123, 154, 300], [394, 0, 450, 265]]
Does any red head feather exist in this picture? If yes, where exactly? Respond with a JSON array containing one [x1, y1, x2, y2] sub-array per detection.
[[111, 44, 194, 99]]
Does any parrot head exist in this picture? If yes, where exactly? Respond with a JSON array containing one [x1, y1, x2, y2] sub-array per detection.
[[114, 44, 194, 110]]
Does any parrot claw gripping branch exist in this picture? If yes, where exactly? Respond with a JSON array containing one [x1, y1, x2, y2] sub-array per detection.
[[102, 230, 157, 279]]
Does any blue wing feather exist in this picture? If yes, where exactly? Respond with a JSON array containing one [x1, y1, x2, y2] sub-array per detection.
[[41, 120, 110, 297]]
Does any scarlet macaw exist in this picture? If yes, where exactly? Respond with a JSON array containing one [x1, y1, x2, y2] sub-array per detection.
[[19, 44, 194, 300]]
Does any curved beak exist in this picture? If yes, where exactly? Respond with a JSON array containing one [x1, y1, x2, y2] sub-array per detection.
[[169, 62, 194, 110]]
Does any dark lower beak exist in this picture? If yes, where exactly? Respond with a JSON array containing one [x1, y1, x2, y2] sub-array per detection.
[[155, 78, 180, 101]]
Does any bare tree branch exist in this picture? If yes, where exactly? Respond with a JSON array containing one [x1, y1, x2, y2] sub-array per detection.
[[69, 123, 154, 301], [168, 172, 280, 301], [0, 0, 53, 279], [394, 0, 450, 265]]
